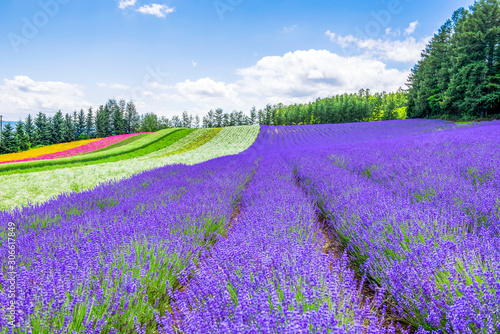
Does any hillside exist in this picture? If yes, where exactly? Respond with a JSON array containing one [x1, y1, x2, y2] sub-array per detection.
[[3, 119, 500, 333]]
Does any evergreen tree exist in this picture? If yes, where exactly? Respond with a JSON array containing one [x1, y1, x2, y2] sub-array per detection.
[[62, 113, 75, 142], [44, 117, 53, 146], [194, 115, 200, 128], [112, 104, 125, 135], [125, 102, 140, 133], [0, 124, 19, 153], [15, 121, 30, 151], [86, 107, 94, 138], [51, 111, 65, 144], [105, 99, 120, 135], [95, 106, 107, 138], [250, 107, 257, 125], [25, 114, 34, 146], [33, 112, 46, 146], [76, 109, 86, 138], [408, 1, 500, 119], [182, 111, 191, 128], [214, 108, 224, 127]]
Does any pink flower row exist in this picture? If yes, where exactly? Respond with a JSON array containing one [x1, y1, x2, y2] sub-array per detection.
[[2, 133, 149, 165]]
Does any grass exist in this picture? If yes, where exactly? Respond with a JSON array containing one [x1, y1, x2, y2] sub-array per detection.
[[153, 128, 223, 158], [82, 133, 150, 155], [0, 129, 179, 175]]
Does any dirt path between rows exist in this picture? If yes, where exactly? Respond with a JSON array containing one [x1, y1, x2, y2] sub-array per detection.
[[316, 211, 415, 334]]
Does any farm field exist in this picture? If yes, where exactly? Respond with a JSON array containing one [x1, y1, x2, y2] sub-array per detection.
[[1, 119, 500, 333], [0, 125, 259, 210]]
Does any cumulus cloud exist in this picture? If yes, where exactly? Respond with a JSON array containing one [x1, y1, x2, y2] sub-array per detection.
[[139, 49, 410, 114], [405, 21, 419, 35], [118, 0, 137, 9], [175, 77, 239, 101], [325, 30, 430, 63], [136, 4, 175, 18], [0, 76, 92, 119], [3, 50, 412, 119], [235, 49, 408, 103]]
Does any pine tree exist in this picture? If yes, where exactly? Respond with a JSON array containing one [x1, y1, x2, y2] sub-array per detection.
[[51, 111, 65, 144], [250, 107, 257, 125], [62, 113, 75, 142], [33, 112, 46, 146], [86, 107, 94, 138], [15, 121, 30, 151], [95, 106, 107, 138], [106, 99, 119, 135], [112, 104, 125, 135], [214, 108, 224, 127], [0, 124, 19, 153], [182, 111, 191, 128], [25, 114, 34, 146], [125, 102, 140, 133], [76, 109, 86, 138]]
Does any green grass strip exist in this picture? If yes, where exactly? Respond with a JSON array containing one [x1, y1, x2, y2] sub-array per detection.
[[0, 129, 194, 176], [81, 133, 150, 155], [0, 129, 178, 174], [153, 128, 223, 159]]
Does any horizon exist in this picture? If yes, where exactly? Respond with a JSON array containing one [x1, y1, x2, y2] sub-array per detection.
[[1, 0, 474, 120]]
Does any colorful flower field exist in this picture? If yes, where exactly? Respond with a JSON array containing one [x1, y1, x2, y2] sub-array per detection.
[[1, 120, 500, 333], [0, 139, 100, 164], [0, 133, 147, 165]]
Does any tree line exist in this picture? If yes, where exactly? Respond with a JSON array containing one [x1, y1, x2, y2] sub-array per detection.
[[407, 0, 500, 120], [1, 99, 143, 154], [1, 88, 408, 154], [198, 89, 406, 128]]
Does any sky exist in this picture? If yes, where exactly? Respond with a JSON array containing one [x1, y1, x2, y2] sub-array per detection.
[[0, 0, 476, 121]]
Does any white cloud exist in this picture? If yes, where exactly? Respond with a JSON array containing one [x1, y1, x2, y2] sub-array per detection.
[[0, 76, 92, 120], [385, 27, 401, 37], [114, 49, 411, 116], [118, 0, 137, 10], [192, 60, 198, 67], [136, 4, 175, 18], [235, 49, 408, 103], [97, 82, 130, 90], [175, 77, 239, 101], [325, 30, 430, 63], [405, 21, 419, 35], [282, 25, 297, 33]]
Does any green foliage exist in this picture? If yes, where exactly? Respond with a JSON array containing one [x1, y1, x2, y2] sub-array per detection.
[[0, 124, 19, 154], [15, 121, 30, 151], [408, 1, 500, 119], [256, 89, 408, 125]]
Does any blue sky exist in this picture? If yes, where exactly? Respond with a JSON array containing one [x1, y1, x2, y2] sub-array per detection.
[[0, 0, 475, 120]]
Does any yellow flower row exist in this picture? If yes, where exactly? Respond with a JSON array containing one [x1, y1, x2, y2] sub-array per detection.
[[0, 138, 100, 163]]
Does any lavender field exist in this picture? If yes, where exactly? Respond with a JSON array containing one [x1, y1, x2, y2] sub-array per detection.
[[1, 119, 500, 333]]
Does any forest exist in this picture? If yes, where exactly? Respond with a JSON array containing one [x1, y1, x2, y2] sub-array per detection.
[[407, 0, 500, 119]]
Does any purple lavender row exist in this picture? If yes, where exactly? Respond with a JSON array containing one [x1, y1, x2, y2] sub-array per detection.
[[155, 155, 405, 333], [286, 122, 500, 332], [1, 154, 258, 332]]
